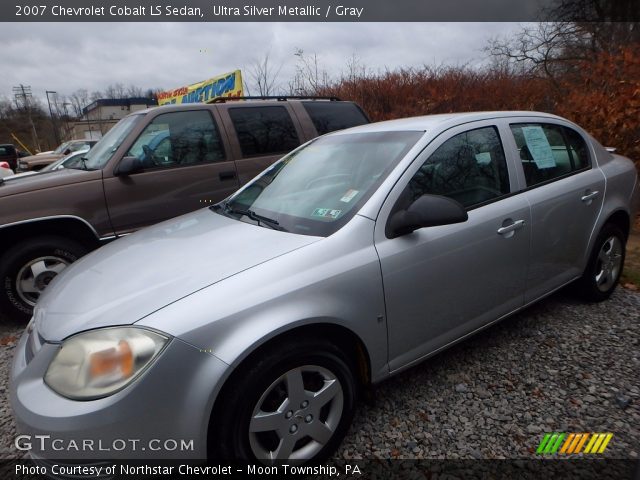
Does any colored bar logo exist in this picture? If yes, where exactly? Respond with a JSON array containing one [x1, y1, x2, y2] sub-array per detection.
[[536, 433, 613, 454]]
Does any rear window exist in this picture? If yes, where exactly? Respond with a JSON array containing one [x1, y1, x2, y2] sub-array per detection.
[[0, 146, 15, 156], [229, 106, 300, 157], [302, 102, 369, 135]]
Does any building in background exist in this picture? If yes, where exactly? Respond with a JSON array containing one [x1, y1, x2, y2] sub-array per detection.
[[71, 97, 157, 139]]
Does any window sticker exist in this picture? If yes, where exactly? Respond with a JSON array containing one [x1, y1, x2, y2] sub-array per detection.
[[474, 152, 492, 165], [340, 189, 359, 203], [311, 208, 342, 219], [522, 126, 556, 169]]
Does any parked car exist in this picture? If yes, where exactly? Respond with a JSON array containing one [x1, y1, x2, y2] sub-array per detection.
[[3, 149, 90, 180], [10, 111, 638, 463], [0, 98, 369, 320], [0, 162, 14, 179], [0, 144, 20, 170], [16, 139, 97, 172]]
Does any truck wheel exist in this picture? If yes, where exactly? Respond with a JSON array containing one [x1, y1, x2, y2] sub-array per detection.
[[0, 236, 87, 322]]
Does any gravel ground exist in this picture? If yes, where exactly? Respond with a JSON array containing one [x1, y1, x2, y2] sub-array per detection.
[[0, 288, 638, 461]]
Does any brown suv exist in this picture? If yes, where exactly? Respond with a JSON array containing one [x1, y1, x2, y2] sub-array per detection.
[[0, 98, 369, 321]]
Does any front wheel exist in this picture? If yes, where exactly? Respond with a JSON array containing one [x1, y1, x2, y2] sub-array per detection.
[[0, 236, 87, 322], [211, 339, 357, 463], [577, 224, 626, 302]]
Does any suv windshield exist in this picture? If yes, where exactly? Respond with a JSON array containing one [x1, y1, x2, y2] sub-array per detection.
[[218, 130, 423, 237], [82, 115, 143, 170]]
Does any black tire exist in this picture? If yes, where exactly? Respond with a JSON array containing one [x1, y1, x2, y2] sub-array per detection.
[[211, 338, 357, 463], [0, 236, 87, 322], [576, 224, 626, 302]]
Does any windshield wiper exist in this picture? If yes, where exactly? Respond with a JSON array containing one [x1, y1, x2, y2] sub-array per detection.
[[213, 202, 286, 231]]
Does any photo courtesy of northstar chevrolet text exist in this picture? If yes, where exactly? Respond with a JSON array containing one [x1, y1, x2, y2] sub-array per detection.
[[0, 0, 639, 478]]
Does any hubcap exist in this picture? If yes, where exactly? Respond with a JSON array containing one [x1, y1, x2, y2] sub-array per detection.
[[248, 365, 343, 462], [595, 236, 623, 292], [16, 256, 69, 306]]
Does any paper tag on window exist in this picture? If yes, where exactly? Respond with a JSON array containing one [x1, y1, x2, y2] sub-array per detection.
[[340, 189, 359, 203], [522, 126, 556, 169], [475, 152, 492, 165]]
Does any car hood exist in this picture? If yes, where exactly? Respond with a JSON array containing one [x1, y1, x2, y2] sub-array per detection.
[[0, 168, 97, 196], [35, 208, 320, 341], [20, 153, 62, 164]]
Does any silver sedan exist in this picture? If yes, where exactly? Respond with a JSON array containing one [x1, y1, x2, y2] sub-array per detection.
[[10, 111, 638, 463]]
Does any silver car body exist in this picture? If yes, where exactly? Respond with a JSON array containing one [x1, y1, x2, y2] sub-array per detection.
[[10, 111, 638, 459]]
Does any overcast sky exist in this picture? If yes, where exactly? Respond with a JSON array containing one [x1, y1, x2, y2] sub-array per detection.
[[0, 22, 521, 104]]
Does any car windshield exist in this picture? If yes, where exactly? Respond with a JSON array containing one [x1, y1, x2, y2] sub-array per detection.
[[82, 115, 143, 170], [218, 130, 423, 237], [52, 142, 70, 154]]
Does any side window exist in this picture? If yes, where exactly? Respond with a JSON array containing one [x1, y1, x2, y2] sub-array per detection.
[[302, 101, 369, 135], [406, 126, 510, 208], [510, 123, 590, 187], [126, 110, 225, 169], [229, 106, 300, 157]]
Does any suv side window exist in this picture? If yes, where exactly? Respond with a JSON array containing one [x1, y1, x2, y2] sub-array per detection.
[[228, 106, 300, 157], [126, 110, 225, 169], [302, 101, 369, 135], [509, 123, 590, 187], [407, 126, 510, 208]]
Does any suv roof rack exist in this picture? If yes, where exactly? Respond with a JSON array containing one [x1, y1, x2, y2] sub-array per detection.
[[209, 96, 341, 104]]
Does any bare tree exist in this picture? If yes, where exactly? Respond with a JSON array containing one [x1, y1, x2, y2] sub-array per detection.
[[126, 84, 144, 98], [486, 1, 640, 83], [288, 48, 330, 95], [247, 50, 284, 96], [68, 89, 89, 118]]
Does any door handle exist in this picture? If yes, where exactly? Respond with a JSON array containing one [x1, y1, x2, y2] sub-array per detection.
[[581, 190, 599, 202], [218, 170, 237, 181], [497, 219, 525, 235]]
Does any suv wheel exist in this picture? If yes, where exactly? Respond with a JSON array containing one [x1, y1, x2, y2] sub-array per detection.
[[212, 338, 357, 463], [0, 236, 87, 322], [577, 223, 626, 302]]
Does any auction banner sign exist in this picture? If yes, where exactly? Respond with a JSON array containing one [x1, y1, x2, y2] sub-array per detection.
[[157, 70, 243, 105]]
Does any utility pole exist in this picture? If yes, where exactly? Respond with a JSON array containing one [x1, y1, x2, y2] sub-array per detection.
[[46, 90, 61, 145], [12, 84, 41, 151]]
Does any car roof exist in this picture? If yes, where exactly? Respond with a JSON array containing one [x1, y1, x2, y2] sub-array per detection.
[[133, 98, 354, 115], [331, 111, 568, 135]]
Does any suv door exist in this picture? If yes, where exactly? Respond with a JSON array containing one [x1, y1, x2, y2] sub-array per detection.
[[221, 105, 304, 185], [504, 119, 606, 302], [374, 123, 531, 371], [103, 108, 238, 235]]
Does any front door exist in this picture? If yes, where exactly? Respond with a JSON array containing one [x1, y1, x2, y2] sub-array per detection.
[[375, 123, 531, 371], [103, 109, 239, 235]]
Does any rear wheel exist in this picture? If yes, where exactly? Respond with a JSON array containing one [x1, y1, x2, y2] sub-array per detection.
[[0, 236, 87, 322], [211, 338, 357, 463], [577, 224, 626, 302]]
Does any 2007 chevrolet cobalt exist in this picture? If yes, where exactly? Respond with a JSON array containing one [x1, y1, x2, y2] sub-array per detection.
[[10, 112, 638, 463]]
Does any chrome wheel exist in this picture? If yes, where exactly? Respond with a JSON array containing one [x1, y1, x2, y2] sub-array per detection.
[[595, 236, 623, 292], [16, 256, 69, 306], [248, 365, 344, 462]]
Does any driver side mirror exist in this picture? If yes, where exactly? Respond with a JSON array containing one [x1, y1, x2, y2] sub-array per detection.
[[387, 194, 468, 238], [114, 156, 143, 176]]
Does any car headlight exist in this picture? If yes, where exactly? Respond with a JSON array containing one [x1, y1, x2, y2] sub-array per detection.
[[45, 327, 169, 400]]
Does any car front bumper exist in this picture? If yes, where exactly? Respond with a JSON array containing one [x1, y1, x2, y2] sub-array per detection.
[[10, 325, 230, 460]]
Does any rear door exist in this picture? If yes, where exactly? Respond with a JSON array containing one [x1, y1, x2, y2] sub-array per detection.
[[103, 108, 239, 235], [219, 104, 304, 185], [374, 121, 531, 371], [504, 119, 605, 302]]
